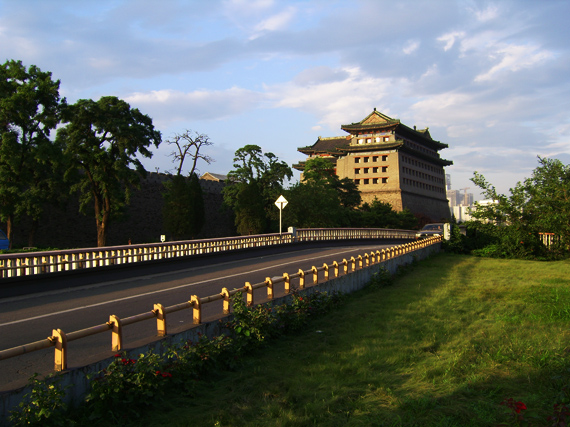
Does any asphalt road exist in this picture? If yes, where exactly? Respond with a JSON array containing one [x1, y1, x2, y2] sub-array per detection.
[[0, 240, 403, 392]]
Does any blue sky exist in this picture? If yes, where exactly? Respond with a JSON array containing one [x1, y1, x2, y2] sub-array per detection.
[[2, 0, 569, 198]]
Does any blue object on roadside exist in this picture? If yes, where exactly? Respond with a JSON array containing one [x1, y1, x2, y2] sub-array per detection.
[[0, 229, 9, 250]]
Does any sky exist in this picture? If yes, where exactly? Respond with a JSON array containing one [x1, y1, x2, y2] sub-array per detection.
[[1, 0, 569, 199]]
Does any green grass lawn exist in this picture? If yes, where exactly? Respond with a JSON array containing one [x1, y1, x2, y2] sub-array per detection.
[[134, 253, 570, 426]]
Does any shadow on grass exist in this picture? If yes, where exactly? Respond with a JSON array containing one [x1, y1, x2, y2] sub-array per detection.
[[111, 253, 570, 427]]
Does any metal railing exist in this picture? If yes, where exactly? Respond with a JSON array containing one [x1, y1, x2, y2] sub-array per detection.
[[296, 227, 416, 241], [0, 228, 416, 279], [0, 236, 441, 372]]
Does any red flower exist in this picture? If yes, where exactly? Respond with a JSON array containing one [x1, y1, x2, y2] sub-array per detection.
[[515, 401, 527, 413]]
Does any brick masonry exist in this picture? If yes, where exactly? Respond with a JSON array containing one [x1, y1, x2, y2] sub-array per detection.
[[2, 173, 235, 249]]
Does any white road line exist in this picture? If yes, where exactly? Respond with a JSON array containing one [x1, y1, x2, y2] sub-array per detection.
[[0, 246, 381, 327]]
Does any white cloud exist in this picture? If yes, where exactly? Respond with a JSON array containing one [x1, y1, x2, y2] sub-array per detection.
[[125, 87, 264, 128], [266, 67, 397, 130], [254, 6, 296, 33], [437, 31, 465, 51], [403, 40, 419, 55], [475, 43, 555, 82], [473, 4, 499, 22]]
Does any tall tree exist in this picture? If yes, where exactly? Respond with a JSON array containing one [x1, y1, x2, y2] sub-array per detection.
[[57, 96, 161, 247], [283, 157, 362, 228], [166, 130, 214, 176], [0, 60, 66, 247], [301, 156, 361, 209], [163, 173, 205, 240], [471, 156, 570, 257], [223, 145, 292, 235]]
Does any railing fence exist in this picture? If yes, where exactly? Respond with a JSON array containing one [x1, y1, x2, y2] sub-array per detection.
[[0, 236, 440, 373]]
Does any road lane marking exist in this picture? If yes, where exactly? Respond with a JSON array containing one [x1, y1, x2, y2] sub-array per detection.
[[0, 246, 383, 327]]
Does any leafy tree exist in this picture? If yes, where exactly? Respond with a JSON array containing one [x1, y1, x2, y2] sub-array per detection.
[[358, 199, 418, 229], [283, 157, 361, 228], [162, 130, 210, 241], [0, 60, 66, 247], [57, 96, 161, 247], [235, 181, 267, 235], [301, 156, 361, 209], [223, 145, 292, 235], [283, 181, 345, 228], [470, 156, 569, 258], [163, 173, 205, 240]]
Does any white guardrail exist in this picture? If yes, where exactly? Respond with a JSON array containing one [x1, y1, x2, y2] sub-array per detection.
[[0, 228, 417, 279]]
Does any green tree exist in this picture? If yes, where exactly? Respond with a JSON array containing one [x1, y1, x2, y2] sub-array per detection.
[[470, 156, 570, 258], [302, 156, 361, 209], [357, 199, 418, 229], [283, 181, 345, 228], [163, 173, 205, 240], [0, 60, 66, 247], [57, 96, 161, 247], [223, 145, 292, 235], [283, 157, 361, 228], [162, 130, 210, 241], [235, 180, 267, 235]]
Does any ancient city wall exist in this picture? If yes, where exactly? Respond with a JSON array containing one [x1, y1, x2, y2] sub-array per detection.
[[2, 173, 235, 249]]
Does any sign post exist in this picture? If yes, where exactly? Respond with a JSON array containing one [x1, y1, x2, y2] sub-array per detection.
[[274, 195, 288, 235]]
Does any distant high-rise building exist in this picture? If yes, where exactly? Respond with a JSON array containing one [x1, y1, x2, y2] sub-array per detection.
[[445, 174, 451, 190], [447, 189, 461, 207]]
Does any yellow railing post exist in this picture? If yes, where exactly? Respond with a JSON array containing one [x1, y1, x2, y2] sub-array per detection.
[[51, 329, 67, 371], [190, 295, 201, 324], [283, 273, 291, 294], [109, 315, 123, 351], [342, 259, 348, 275], [153, 304, 167, 336], [358, 255, 363, 269], [245, 282, 254, 306], [350, 256, 356, 271], [323, 263, 329, 281], [312, 266, 318, 284], [298, 269, 305, 289], [221, 288, 231, 314], [266, 277, 274, 300], [333, 260, 339, 277]]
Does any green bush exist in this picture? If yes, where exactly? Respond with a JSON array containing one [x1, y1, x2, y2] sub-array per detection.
[[10, 288, 345, 425]]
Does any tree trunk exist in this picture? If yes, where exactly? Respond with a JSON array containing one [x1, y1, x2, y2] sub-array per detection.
[[28, 220, 38, 248], [6, 215, 13, 249], [95, 194, 111, 247], [96, 219, 107, 247]]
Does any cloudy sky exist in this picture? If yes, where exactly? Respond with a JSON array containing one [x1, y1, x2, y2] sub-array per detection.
[[2, 0, 569, 198]]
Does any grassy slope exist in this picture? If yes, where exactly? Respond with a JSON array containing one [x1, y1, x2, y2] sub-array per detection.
[[138, 253, 570, 426]]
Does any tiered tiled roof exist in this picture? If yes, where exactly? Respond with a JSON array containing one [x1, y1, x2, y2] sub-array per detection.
[[297, 136, 350, 156]]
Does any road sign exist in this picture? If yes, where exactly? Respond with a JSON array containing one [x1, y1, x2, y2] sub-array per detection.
[[275, 195, 288, 209], [274, 195, 288, 234]]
